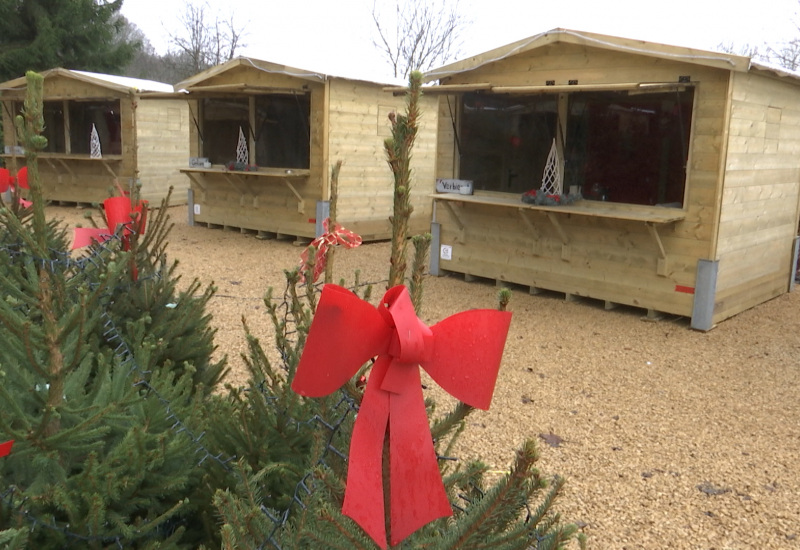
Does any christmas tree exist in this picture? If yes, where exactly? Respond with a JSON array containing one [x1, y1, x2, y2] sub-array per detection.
[[209, 72, 586, 549], [0, 71, 226, 548]]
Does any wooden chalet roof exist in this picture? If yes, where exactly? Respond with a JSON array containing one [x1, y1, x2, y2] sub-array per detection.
[[0, 68, 173, 94], [173, 56, 403, 95], [424, 28, 800, 86]]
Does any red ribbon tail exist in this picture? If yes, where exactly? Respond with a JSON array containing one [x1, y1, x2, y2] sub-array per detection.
[[72, 228, 112, 249], [389, 364, 452, 544], [343, 357, 391, 549], [0, 440, 13, 457]]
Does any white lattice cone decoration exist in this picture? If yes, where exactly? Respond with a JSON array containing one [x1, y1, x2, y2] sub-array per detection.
[[540, 138, 563, 195], [90, 124, 102, 159], [236, 126, 248, 165]]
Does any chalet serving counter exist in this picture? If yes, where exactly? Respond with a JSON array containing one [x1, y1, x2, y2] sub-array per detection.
[[2, 154, 123, 178], [181, 167, 311, 213], [181, 166, 324, 240], [430, 192, 696, 319]]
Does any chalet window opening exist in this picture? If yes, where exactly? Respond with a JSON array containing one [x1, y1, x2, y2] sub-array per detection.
[[11, 99, 121, 156], [200, 93, 311, 169], [457, 87, 694, 207], [68, 101, 122, 156]]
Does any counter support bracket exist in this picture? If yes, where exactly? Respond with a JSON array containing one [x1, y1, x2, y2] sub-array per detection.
[[646, 221, 669, 277], [518, 208, 542, 254], [283, 178, 305, 214], [441, 200, 466, 242]]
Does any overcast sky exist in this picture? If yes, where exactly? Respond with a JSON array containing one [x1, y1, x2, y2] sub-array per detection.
[[120, 0, 800, 81]]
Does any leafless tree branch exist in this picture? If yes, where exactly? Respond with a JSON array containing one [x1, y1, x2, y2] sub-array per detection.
[[372, 0, 469, 79], [167, 1, 248, 74]]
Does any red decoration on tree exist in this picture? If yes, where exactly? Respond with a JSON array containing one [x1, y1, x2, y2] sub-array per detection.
[[71, 195, 148, 280], [0, 440, 13, 457], [0, 167, 32, 208], [71, 196, 148, 250], [298, 218, 362, 283], [292, 284, 512, 548]]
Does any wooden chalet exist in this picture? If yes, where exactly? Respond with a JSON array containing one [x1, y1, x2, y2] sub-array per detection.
[[424, 28, 800, 329], [0, 69, 190, 205], [174, 57, 438, 241]]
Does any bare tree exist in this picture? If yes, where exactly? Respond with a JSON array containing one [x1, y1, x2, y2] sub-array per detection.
[[766, 40, 800, 70], [760, 2, 800, 71], [714, 40, 800, 72], [168, 2, 247, 74], [372, 0, 469, 79], [715, 41, 763, 58]]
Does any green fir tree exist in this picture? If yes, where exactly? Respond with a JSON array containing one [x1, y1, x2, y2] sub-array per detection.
[[0, 71, 226, 548], [209, 71, 586, 549]]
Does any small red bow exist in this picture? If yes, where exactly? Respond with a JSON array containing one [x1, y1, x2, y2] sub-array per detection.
[[299, 219, 362, 283], [0, 440, 13, 457], [71, 196, 147, 251], [72, 195, 148, 280], [292, 284, 511, 548], [0, 167, 32, 208]]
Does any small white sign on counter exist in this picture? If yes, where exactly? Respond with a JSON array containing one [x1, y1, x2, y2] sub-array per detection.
[[436, 179, 473, 195], [189, 157, 210, 168]]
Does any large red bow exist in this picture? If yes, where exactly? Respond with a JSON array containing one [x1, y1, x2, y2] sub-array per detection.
[[0, 440, 13, 457], [298, 219, 362, 283], [292, 284, 511, 548], [0, 167, 32, 208], [71, 196, 147, 251]]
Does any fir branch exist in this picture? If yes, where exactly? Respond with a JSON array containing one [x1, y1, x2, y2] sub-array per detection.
[[497, 287, 512, 312], [430, 401, 473, 443], [324, 160, 343, 284], [409, 232, 431, 314], [386, 71, 423, 288]]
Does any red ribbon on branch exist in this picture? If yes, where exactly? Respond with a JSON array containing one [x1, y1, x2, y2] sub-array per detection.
[[71, 196, 148, 251], [71, 195, 148, 280], [0, 440, 13, 457], [298, 219, 362, 283], [0, 167, 32, 208], [292, 284, 511, 548]]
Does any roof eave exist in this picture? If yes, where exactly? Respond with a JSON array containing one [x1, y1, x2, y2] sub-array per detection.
[[425, 28, 751, 83]]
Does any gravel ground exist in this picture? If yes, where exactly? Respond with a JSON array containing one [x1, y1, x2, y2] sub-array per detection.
[[51, 204, 800, 549]]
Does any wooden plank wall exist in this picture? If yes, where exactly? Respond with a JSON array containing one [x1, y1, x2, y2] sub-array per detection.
[[191, 174, 321, 238], [435, 94, 458, 179], [433, 43, 734, 318], [437, 204, 699, 315], [712, 71, 800, 322], [135, 99, 191, 205], [327, 79, 438, 240]]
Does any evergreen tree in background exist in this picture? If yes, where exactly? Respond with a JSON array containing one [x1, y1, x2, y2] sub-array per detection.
[[0, 0, 139, 82], [0, 71, 225, 548], [210, 71, 586, 549]]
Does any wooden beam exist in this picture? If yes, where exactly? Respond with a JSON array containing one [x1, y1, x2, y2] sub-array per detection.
[[646, 221, 667, 259], [546, 212, 569, 245], [491, 82, 690, 94], [282, 178, 305, 214], [384, 82, 493, 94], [441, 200, 466, 242]]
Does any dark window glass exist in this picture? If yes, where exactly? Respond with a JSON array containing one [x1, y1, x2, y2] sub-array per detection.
[[254, 94, 310, 169], [68, 101, 122, 155], [201, 97, 250, 164], [42, 101, 66, 153], [459, 88, 694, 206]]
